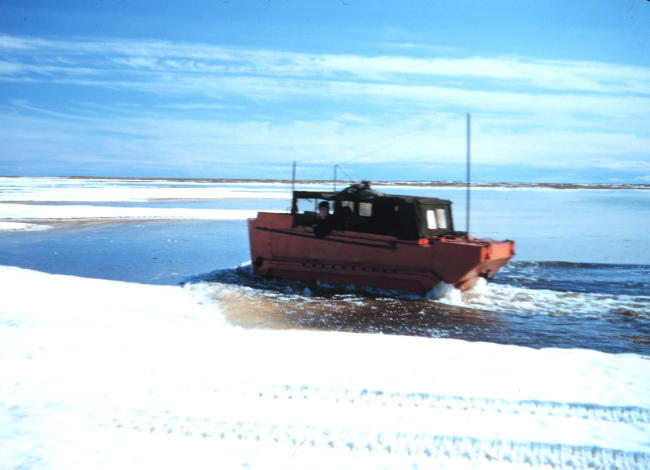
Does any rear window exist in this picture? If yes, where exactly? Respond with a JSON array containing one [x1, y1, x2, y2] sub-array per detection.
[[435, 208, 447, 229], [427, 208, 448, 231], [359, 202, 372, 217], [341, 201, 354, 213], [426, 210, 438, 229]]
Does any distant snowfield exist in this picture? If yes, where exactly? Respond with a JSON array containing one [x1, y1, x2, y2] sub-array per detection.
[[2, 176, 646, 230], [0, 176, 292, 202], [0, 203, 262, 224], [0, 177, 286, 228], [0, 221, 51, 231], [1, 265, 649, 469]]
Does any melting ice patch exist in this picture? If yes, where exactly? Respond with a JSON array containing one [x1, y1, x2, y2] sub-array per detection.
[[0, 176, 292, 202], [0, 222, 51, 231], [0, 203, 264, 221], [182, 283, 229, 327]]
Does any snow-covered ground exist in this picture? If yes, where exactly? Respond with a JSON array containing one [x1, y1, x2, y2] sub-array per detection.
[[2, 176, 649, 468], [1, 265, 649, 469]]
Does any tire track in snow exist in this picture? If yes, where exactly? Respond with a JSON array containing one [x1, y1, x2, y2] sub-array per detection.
[[98, 415, 650, 469], [89, 385, 650, 467], [226, 384, 650, 425]]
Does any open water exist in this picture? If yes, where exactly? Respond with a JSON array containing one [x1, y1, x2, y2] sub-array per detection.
[[1, 186, 649, 355]]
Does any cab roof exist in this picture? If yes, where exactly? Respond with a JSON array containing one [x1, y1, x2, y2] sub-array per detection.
[[292, 183, 455, 239], [293, 184, 451, 207]]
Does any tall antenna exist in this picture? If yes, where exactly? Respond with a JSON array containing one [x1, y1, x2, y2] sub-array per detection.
[[291, 161, 298, 215], [291, 161, 296, 215], [334, 165, 338, 191], [466, 113, 471, 235]]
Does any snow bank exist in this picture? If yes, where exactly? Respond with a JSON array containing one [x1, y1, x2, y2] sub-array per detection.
[[1, 265, 649, 469]]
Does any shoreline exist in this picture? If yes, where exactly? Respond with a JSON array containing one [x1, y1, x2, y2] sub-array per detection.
[[2, 175, 649, 191]]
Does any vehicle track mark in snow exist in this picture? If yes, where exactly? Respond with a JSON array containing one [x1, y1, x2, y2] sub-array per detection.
[[228, 385, 650, 425], [97, 415, 650, 469]]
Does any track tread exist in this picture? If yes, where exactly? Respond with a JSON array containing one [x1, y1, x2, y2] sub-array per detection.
[[98, 414, 650, 469], [229, 384, 650, 424]]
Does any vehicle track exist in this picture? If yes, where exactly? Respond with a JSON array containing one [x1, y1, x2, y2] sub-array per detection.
[[98, 414, 649, 469], [88, 385, 650, 468], [225, 384, 650, 425]]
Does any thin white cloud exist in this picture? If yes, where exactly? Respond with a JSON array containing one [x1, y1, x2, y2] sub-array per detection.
[[586, 159, 650, 171], [5, 70, 646, 125], [1, 34, 648, 180], [1, 106, 647, 171], [113, 57, 159, 68], [2, 34, 650, 95], [156, 103, 232, 110], [383, 43, 460, 54], [0, 61, 24, 75]]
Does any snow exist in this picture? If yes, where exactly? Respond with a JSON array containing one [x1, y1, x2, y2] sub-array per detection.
[[0, 203, 263, 221], [1, 177, 646, 208], [0, 222, 51, 231], [0, 177, 284, 226], [0, 176, 291, 202], [1, 265, 649, 469], [2, 176, 649, 468]]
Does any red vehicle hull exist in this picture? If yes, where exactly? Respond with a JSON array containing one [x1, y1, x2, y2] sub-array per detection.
[[248, 212, 515, 294]]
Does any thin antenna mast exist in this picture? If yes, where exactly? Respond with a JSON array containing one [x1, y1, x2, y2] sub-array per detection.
[[291, 161, 296, 215], [466, 113, 471, 235], [334, 165, 337, 191]]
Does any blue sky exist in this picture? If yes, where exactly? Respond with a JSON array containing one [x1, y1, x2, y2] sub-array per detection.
[[1, 1, 649, 183]]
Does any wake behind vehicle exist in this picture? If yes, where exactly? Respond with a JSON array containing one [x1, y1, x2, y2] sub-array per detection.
[[248, 181, 515, 295]]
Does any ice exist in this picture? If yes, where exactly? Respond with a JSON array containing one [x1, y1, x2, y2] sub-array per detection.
[[6, 176, 644, 209], [0, 203, 264, 221], [2, 176, 650, 468], [0, 176, 291, 202], [0, 221, 51, 231], [1, 265, 649, 469], [0, 177, 289, 224]]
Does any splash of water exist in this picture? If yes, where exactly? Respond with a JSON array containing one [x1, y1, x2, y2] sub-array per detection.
[[425, 282, 463, 305], [185, 265, 650, 324]]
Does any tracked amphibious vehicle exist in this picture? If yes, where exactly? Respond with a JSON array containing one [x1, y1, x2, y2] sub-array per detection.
[[248, 182, 514, 294]]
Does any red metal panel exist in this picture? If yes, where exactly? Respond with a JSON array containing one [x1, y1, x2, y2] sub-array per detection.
[[248, 213, 515, 295]]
